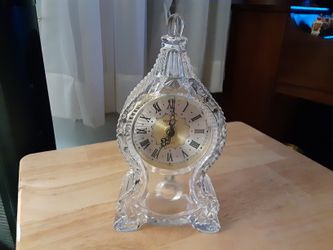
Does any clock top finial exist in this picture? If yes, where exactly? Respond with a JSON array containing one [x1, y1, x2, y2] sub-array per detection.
[[167, 14, 184, 37]]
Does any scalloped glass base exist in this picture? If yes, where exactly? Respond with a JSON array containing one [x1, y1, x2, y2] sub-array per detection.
[[114, 206, 221, 233], [113, 171, 221, 233]]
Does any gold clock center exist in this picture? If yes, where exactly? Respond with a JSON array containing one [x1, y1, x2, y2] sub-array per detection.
[[152, 114, 190, 149]]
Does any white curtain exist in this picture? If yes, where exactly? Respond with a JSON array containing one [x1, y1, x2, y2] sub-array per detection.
[[36, 0, 231, 127]]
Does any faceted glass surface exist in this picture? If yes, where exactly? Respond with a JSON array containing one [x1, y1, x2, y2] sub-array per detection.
[[114, 14, 226, 233]]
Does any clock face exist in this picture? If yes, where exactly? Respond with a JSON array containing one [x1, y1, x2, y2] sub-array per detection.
[[131, 95, 212, 170]]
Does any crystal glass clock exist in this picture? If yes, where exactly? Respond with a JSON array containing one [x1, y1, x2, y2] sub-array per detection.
[[114, 14, 226, 233]]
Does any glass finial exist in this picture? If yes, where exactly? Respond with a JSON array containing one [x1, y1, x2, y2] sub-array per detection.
[[167, 14, 184, 37]]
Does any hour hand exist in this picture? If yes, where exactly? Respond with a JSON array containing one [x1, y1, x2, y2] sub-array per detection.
[[160, 123, 174, 148], [168, 97, 176, 126]]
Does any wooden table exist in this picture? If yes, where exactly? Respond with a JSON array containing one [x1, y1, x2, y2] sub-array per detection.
[[17, 122, 333, 249]]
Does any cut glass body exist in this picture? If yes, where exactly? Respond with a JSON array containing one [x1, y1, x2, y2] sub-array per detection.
[[114, 14, 226, 233]]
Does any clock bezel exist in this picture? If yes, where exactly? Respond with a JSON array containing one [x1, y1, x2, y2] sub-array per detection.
[[129, 93, 218, 175]]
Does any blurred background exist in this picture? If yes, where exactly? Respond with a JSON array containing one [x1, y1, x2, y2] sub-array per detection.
[[34, 0, 231, 148], [1, 0, 333, 248]]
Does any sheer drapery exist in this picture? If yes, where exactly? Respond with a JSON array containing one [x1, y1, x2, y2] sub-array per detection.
[[37, 0, 231, 127]]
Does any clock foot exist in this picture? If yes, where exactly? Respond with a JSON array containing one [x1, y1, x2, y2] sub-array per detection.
[[113, 169, 147, 232], [190, 212, 221, 233], [190, 172, 221, 233], [114, 213, 146, 232]]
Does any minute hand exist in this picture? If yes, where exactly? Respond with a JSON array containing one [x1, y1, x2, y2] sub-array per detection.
[[169, 99, 176, 129]]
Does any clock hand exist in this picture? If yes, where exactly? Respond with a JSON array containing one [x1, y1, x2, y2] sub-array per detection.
[[160, 97, 177, 149], [160, 126, 172, 148], [168, 97, 176, 136], [160, 123, 174, 149], [160, 136, 171, 148], [158, 134, 170, 157], [169, 113, 176, 127]]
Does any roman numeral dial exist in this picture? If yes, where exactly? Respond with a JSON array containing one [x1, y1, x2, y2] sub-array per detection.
[[152, 102, 161, 113], [191, 114, 202, 122], [189, 140, 200, 149], [132, 95, 212, 169], [135, 128, 147, 134], [140, 139, 150, 149]]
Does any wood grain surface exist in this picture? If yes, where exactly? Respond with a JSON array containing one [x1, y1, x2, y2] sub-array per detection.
[[17, 122, 333, 250]]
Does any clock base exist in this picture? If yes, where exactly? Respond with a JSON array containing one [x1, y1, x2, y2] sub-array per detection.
[[113, 170, 221, 233]]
